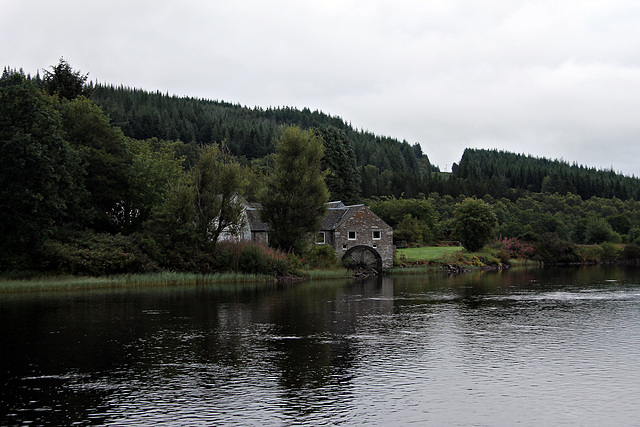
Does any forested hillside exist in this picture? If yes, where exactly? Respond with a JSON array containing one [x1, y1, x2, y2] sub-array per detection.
[[455, 149, 640, 201], [91, 85, 640, 202], [90, 84, 433, 178]]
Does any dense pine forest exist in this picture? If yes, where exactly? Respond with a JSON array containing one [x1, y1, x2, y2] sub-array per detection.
[[4, 60, 640, 276], [90, 83, 433, 182], [455, 149, 640, 201], [90, 84, 640, 202]]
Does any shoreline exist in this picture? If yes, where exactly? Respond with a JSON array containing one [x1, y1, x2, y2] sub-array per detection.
[[0, 268, 355, 294], [3, 258, 636, 294]]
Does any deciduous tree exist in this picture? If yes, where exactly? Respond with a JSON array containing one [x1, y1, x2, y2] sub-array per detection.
[[144, 144, 246, 267], [0, 72, 83, 267], [58, 96, 131, 232], [451, 198, 498, 252], [188, 144, 246, 245]]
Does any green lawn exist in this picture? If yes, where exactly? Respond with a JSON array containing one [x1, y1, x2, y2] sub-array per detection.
[[396, 246, 463, 262]]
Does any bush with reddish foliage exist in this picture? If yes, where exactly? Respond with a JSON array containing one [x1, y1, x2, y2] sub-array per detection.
[[498, 237, 536, 259], [213, 240, 295, 276]]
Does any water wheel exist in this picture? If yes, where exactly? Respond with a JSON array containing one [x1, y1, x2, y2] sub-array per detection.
[[342, 245, 382, 273]]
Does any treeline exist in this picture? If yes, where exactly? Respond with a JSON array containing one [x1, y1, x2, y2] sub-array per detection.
[[90, 85, 640, 203], [90, 83, 433, 179], [368, 191, 640, 263], [454, 148, 640, 201]]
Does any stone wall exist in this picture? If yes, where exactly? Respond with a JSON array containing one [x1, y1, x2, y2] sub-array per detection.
[[333, 206, 394, 269]]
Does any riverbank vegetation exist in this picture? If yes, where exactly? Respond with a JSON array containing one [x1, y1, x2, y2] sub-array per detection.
[[4, 60, 640, 280], [0, 271, 279, 293]]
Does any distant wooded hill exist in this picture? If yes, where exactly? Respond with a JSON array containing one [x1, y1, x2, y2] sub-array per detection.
[[454, 149, 640, 201], [90, 84, 432, 175], [90, 84, 640, 202]]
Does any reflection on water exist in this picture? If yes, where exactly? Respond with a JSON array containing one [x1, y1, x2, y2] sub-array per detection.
[[2, 266, 640, 425]]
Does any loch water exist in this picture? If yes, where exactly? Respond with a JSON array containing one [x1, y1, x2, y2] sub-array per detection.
[[1, 266, 640, 426]]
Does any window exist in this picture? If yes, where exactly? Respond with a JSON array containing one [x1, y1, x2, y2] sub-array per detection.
[[372, 244, 377, 249], [342, 244, 347, 250], [372, 230, 381, 240], [348, 231, 357, 240], [316, 232, 325, 244]]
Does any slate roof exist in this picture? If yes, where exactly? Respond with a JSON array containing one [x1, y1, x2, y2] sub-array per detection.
[[320, 204, 364, 231], [245, 208, 269, 232], [243, 200, 368, 232]]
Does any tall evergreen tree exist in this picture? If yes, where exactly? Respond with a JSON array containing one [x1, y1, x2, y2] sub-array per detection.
[[259, 126, 329, 254], [42, 58, 91, 100], [315, 125, 361, 204]]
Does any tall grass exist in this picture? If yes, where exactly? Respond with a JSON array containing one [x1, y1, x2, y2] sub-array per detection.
[[0, 271, 277, 293], [388, 265, 449, 275], [302, 268, 351, 280]]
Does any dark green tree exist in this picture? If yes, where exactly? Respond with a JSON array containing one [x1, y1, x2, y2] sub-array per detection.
[[451, 198, 498, 252], [124, 137, 185, 230], [360, 165, 379, 198], [43, 58, 91, 100], [315, 125, 361, 204], [58, 96, 132, 232], [584, 216, 618, 244], [393, 214, 428, 246], [366, 196, 439, 245], [259, 125, 329, 253], [188, 144, 246, 246], [0, 72, 84, 267]]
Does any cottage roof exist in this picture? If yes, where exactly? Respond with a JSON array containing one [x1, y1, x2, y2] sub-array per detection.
[[320, 204, 365, 231], [243, 201, 374, 232], [245, 208, 268, 232]]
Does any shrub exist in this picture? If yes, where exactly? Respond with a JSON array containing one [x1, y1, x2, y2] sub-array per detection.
[[214, 240, 294, 276], [575, 242, 622, 263], [239, 244, 264, 274], [40, 233, 158, 275], [600, 242, 621, 262], [575, 245, 604, 263], [303, 244, 339, 269], [622, 244, 640, 260], [533, 233, 579, 263], [495, 237, 535, 259]]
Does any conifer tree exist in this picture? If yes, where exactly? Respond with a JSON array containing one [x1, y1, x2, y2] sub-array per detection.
[[259, 126, 329, 254], [43, 58, 90, 100], [315, 125, 361, 204]]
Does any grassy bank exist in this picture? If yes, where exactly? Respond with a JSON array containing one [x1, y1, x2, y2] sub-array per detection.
[[1, 244, 546, 293], [302, 268, 351, 280], [0, 271, 281, 293], [0, 267, 356, 293], [395, 246, 463, 262], [391, 245, 509, 275]]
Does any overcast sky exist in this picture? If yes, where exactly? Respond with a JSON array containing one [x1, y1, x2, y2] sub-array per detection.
[[3, 0, 640, 175]]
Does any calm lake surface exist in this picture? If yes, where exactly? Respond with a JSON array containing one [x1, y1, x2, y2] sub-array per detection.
[[2, 266, 640, 426]]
